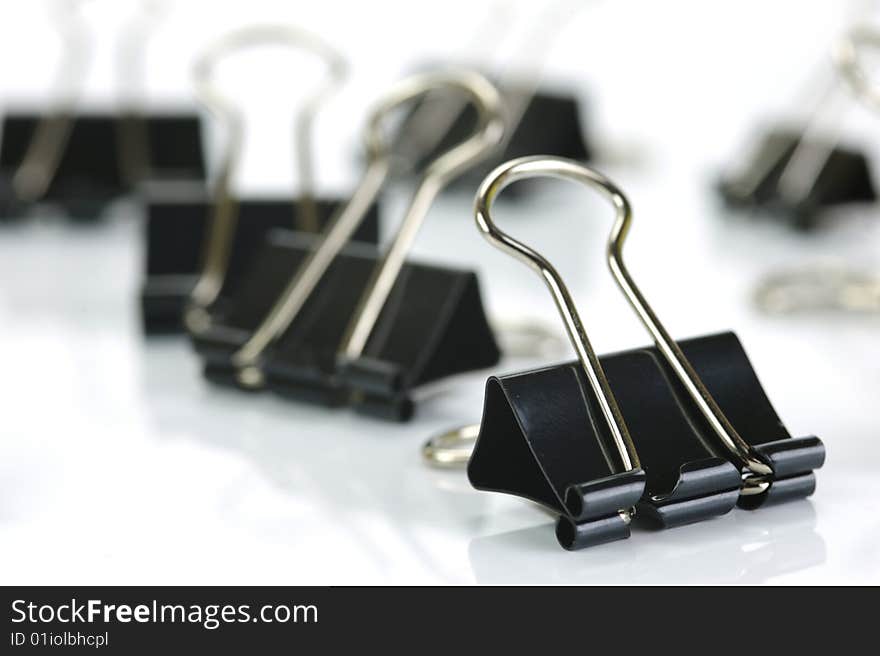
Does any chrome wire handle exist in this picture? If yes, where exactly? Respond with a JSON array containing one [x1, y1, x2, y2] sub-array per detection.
[[11, 0, 93, 203], [833, 24, 880, 111], [476, 157, 775, 483], [186, 25, 347, 330], [231, 70, 505, 379], [115, 0, 166, 185], [473, 156, 640, 473]]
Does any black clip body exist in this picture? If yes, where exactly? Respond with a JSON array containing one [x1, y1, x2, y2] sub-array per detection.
[[0, 111, 205, 221], [140, 186, 380, 334], [193, 230, 500, 421], [396, 88, 589, 193], [718, 129, 876, 231], [469, 331, 825, 549]]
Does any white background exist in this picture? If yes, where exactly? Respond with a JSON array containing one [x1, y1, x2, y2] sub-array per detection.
[[0, 0, 878, 584]]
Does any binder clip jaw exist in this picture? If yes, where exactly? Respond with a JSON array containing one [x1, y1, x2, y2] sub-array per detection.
[[667, 332, 826, 510], [468, 369, 647, 550], [193, 70, 504, 418], [718, 26, 880, 230]]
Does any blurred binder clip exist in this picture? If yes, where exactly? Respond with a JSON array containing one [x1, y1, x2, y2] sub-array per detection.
[[754, 265, 880, 315], [717, 25, 880, 230], [750, 27, 880, 316], [140, 25, 379, 334], [192, 70, 505, 421], [0, 0, 205, 222], [390, 1, 589, 192], [433, 156, 824, 550]]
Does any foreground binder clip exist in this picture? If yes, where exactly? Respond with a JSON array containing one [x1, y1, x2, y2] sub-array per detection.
[[454, 156, 824, 550], [140, 25, 379, 334], [192, 70, 505, 421], [0, 0, 205, 222], [717, 25, 879, 230]]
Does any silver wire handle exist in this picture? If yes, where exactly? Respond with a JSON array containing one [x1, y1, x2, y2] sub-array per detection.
[[422, 424, 481, 468], [11, 0, 93, 202], [774, 23, 880, 205], [232, 70, 505, 372], [476, 156, 775, 480], [337, 71, 505, 361], [187, 25, 347, 327], [474, 156, 640, 473], [395, 0, 581, 174], [114, 0, 166, 185], [833, 24, 880, 111]]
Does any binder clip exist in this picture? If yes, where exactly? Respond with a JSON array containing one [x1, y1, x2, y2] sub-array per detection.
[[0, 0, 205, 222], [191, 70, 505, 421], [717, 26, 879, 230], [140, 25, 379, 334], [452, 156, 824, 550]]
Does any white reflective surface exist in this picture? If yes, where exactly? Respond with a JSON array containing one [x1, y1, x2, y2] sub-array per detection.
[[0, 178, 877, 584], [1, 0, 879, 585]]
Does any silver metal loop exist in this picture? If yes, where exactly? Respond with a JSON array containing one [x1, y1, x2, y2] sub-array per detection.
[[11, 0, 94, 202], [755, 265, 880, 314], [187, 25, 348, 325], [490, 317, 566, 358], [232, 70, 505, 369], [115, 0, 167, 185], [474, 156, 640, 473], [833, 24, 880, 112], [476, 156, 773, 478], [422, 424, 480, 468]]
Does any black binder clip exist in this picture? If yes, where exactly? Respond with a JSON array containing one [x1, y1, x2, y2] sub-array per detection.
[[0, 1, 205, 222], [191, 70, 505, 421], [140, 25, 379, 334], [451, 156, 824, 550], [717, 26, 879, 230]]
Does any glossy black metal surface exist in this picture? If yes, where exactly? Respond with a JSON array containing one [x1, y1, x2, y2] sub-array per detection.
[[717, 129, 876, 230], [139, 187, 380, 334], [193, 229, 500, 421], [468, 331, 824, 550], [0, 112, 205, 220]]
